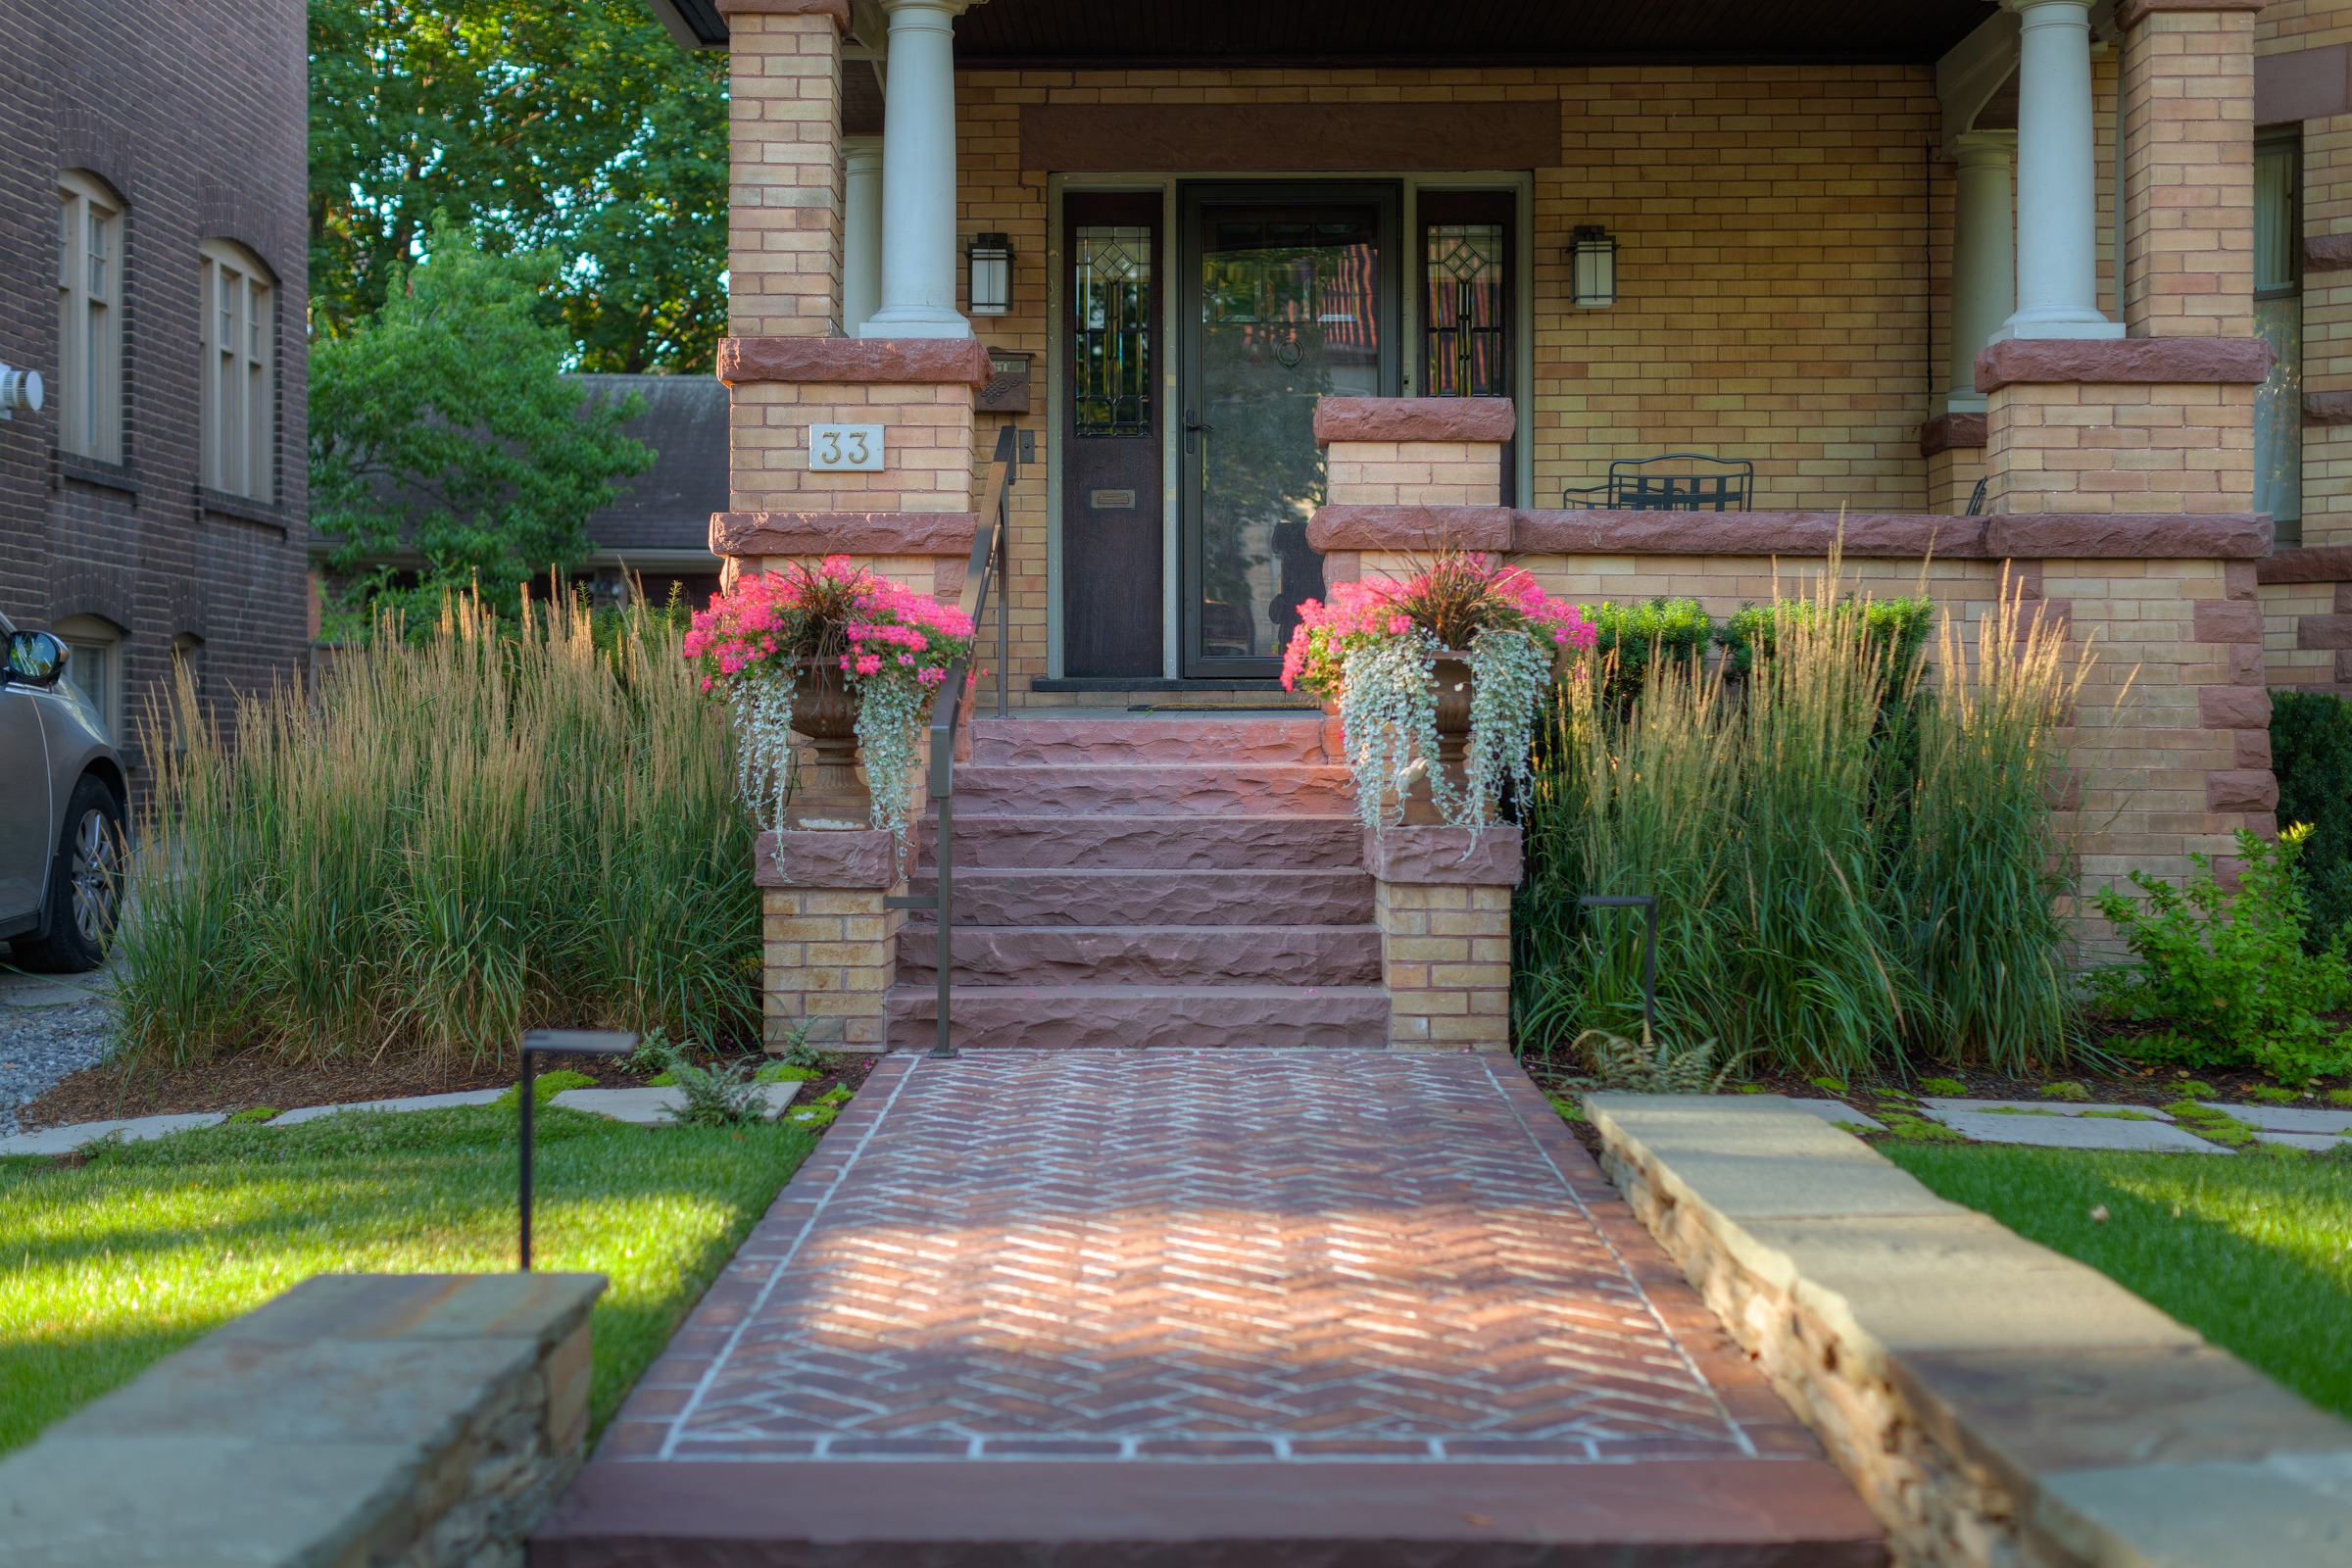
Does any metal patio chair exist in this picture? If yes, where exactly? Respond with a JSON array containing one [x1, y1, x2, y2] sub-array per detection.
[[1561, 453, 1754, 512]]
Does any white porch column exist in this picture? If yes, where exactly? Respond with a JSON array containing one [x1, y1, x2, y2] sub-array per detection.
[[858, 0, 969, 339], [1948, 131, 2017, 411], [1995, 0, 2121, 340], [843, 134, 884, 336]]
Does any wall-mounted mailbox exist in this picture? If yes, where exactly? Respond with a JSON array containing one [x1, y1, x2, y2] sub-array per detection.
[[978, 351, 1032, 415]]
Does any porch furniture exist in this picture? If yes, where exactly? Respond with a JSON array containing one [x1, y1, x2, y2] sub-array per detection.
[[1561, 454, 1753, 512], [1966, 475, 1988, 516]]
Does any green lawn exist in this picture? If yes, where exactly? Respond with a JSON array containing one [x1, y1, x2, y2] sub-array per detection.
[[1886, 1144, 2352, 1421], [0, 1104, 812, 1454]]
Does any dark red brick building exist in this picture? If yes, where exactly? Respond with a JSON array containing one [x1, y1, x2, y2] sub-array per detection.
[[0, 0, 308, 760]]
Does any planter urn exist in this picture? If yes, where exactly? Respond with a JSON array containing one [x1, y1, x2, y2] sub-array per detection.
[[787, 655, 871, 829], [1401, 651, 1475, 826]]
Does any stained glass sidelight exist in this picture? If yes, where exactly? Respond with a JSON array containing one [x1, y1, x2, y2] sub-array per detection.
[[1073, 226, 1152, 436], [1424, 222, 1504, 397]]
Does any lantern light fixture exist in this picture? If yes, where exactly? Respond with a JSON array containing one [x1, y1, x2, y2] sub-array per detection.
[[967, 231, 1012, 316], [1568, 224, 1618, 309]]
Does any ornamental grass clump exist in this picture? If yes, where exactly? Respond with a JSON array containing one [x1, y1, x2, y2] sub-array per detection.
[[1516, 565, 2089, 1076], [683, 556, 974, 847], [113, 589, 755, 1071], [1281, 552, 1595, 836]]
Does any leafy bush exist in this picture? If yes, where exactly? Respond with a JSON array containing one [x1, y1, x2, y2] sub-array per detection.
[[1718, 594, 1935, 685], [2271, 691, 2352, 952], [1570, 1029, 1744, 1094], [2091, 824, 2352, 1085], [1517, 573, 2083, 1075], [1575, 597, 1715, 710], [113, 590, 757, 1071]]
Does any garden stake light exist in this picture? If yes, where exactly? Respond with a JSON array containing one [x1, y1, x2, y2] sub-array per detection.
[[1578, 895, 1658, 1045], [517, 1028, 637, 1271]]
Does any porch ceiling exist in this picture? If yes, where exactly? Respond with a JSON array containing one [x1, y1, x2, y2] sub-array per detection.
[[954, 0, 2000, 69]]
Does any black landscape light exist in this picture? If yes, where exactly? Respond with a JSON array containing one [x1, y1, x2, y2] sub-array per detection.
[[517, 1028, 637, 1271], [1577, 895, 1657, 1045]]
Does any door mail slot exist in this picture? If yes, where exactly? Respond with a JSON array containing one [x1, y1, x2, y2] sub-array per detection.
[[1089, 488, 1137, 510]]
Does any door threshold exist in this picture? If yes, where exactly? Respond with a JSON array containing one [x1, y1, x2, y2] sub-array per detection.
[[1032, 677, 1295, 693]]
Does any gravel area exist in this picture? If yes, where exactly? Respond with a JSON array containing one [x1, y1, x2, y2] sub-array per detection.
[[0, 971, 122, 1137]]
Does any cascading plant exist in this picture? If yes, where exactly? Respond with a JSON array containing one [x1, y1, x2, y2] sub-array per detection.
[[684, 556, 974, 851], [1282, 552, 1594, 839]]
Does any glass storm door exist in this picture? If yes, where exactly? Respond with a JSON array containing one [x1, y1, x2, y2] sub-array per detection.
[[1179, 186, 1397, 679]]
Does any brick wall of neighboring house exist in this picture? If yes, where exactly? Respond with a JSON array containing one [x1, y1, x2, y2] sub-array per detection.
[[924, 62, 2129, 702], [0, 1, 309, 772]]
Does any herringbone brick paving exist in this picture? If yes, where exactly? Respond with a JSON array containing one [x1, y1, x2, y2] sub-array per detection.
[[601, 1051, 1822, 1467]]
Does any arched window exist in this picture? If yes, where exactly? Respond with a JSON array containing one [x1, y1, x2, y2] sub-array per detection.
[[200, 240, 275, 501], [56, 172, 123, 463], [52, 614, 125, 741]]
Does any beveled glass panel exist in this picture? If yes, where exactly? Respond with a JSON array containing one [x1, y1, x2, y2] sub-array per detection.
[[1425, 221, 1505, 397], [2255, 142, 2297, 294], [1073, 225, 1152, 436]]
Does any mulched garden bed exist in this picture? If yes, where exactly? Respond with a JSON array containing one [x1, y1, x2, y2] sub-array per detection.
[[16, 1044, 877, 1131]]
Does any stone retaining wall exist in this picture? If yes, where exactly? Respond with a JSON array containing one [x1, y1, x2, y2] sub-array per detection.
[[1587, 1095, 2352, 1568], [0, 1272, 605, 1568]]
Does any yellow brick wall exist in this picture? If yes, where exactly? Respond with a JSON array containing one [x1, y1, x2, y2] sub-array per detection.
[[2257, 0, 2352, 52], [1326, 440, 1509, 507], [729, 13, 842, 338], [2121, 11, 2257, 337], [1986, 381, 2257, 514], [1374, 880, 1514, 1049], [2260, 1, 2352, 546], [761, 885, 902, 1051], [2260, 579, 2348, 687], [1926, 446, 1986, 514], [729, 381, 978, 513]]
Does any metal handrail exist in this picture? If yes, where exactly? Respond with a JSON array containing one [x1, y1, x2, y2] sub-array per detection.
[[883, 423, 1017, 1058]]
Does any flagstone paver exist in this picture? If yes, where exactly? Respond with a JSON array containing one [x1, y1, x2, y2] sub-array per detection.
[[0, 1110, 226, 1155], [1921, 1106, 2225, 1153]]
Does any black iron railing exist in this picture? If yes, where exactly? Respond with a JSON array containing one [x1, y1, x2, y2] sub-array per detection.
[[883, 424, 1019, 1057]]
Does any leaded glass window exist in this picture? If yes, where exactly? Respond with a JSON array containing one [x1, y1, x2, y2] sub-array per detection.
[[2255, 133, 2302, 546], [1424, 222, 1505, 397], [1073, 225, 1152, 436]]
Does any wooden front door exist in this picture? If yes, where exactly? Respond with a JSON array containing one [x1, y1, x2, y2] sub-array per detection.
[[1061, 193, 1164, 678]]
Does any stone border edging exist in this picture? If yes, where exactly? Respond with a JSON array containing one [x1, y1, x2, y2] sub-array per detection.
[[2259, 543, 2352, 584], [713, 0, 850, 25], [0, 1273, 605, 1567], [710, 510, 979, 560], [1586, 1094, 2352, 1568], [715, 336, 993, 387], [2118, 0, 2266, 24], [1304, 506, 2275, 561], [1312, 396, 1516, 443], [1916, 412, 1987, 457]]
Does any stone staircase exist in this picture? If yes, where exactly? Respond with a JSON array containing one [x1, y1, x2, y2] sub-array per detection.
[[889, 713, 1390, 1048]]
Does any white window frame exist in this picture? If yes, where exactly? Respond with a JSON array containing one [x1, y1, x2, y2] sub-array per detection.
[[199, 240, 275, 502], [56, 172, 123, 464], [51, 614, 124, 742]]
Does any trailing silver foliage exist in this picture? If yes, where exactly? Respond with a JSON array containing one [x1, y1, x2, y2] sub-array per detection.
[[731, 666, 798, 836]]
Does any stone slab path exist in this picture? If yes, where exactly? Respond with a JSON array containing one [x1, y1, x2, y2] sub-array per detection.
[[536, 1051, 1884, 1564]]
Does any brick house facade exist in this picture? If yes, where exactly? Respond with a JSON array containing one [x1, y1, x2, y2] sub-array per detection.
[[0, 1, 309, 764], [647, 0, 2352, 1050]]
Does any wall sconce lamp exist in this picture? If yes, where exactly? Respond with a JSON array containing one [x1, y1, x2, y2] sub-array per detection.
[[967, 232, 1012, 317], [1568, 225, 1618, 309]]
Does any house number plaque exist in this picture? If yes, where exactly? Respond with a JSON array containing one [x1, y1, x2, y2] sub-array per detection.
[[808, 424, 885, 471]]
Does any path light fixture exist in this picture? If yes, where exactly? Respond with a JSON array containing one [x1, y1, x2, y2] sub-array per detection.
[[967, 232, 1012, 316], [1568, 225, 1618, 309], [1577, 895, 1657, 1044], [517, 1028, 638, 1271]]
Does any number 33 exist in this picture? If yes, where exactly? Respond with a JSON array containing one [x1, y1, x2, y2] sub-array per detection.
[[816, 428, 868, 466]]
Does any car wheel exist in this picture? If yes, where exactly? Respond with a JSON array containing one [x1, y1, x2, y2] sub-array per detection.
[[13, 775, 125, 974]]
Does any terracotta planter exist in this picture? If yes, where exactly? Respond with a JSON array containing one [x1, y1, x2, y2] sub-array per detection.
[[1401, 651, 1475, 826], [788, 655, 870, 829]]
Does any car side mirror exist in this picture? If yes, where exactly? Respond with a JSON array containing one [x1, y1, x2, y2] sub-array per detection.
[[5, 630, 69, 688]]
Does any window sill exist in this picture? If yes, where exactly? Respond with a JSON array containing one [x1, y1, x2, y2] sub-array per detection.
[[54, 451, 141, 498], [196, 486, 287, 533]]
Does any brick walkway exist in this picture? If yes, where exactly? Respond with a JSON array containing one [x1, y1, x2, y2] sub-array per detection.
[[537, 1052, 1883, 1564]]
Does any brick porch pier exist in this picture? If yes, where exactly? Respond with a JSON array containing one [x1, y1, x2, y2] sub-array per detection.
[[533, 1051, 1882, 1564]]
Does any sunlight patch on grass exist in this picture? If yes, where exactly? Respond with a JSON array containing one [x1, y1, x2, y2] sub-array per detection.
[[0, 1105, 810, 1454], [1886, 1144, 2352, 1420]]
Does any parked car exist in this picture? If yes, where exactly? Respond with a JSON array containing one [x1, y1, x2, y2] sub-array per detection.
[[1, 612, 126, 971]]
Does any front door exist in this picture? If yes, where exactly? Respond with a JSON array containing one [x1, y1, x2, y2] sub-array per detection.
[[1061, 194, 1164, 678], [1179, 185, 1398, 679]]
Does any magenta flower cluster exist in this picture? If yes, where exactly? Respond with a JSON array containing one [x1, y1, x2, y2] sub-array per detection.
[[684, 555, 976, 694], [1280, 558, 1596, 698]]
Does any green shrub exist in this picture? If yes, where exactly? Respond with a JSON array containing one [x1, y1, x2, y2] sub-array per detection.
[[1718, 594, 1936, 684], [1517, 574, 2082, 1075], [113, 590, 758, 1072], [1575, 598, 1715, 710], [2091, 825, 2352, 1086], [2271, 690, 2352, 952]]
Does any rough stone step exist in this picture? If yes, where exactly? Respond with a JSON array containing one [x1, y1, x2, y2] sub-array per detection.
[[901, 866, 1376, 926], [917, 814, 1365, 870], [950, 763, 1356, 816], [895, 923, 1384, 987], [885, 983, 1391, 1049], [969, 714, 1337, 766]]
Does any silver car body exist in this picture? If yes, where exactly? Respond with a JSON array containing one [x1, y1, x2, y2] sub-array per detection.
[[0, 610, 124, 943]]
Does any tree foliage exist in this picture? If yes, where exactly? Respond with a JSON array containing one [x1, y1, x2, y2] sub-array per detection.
[[309, 0, 726, 372], [311, 230, 655, 620]]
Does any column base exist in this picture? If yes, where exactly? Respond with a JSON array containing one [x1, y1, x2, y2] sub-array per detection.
[[1364, 826, 1521, 1052], [1990, 316, 2126, 342], [858, 308, 972, 339]]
